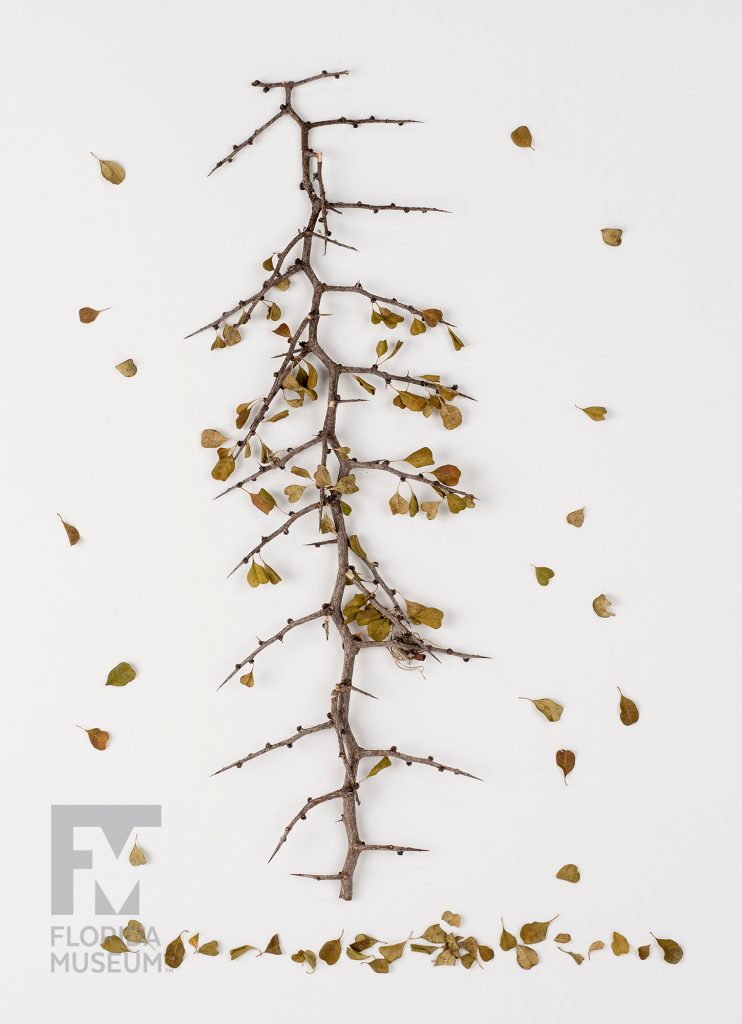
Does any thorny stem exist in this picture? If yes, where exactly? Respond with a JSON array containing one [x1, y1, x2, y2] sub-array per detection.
[[199, 71, 483, 900]]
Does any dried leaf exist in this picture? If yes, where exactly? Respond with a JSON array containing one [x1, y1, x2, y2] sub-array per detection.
[[511, 126, 533, 148], [115, 358, 137, 377], [106, 662, 136, 687], [201, 428, 228, 448], [273, 323, 292, 338], [593, 593, 615, 618], [352, 375, 376, 395], [365, 756, 391, 779], [618, 688, 639, 726], [405, 600, 443, 629], [479, 944, 495, 962], [515, 944, 539, 970], [122, 920, 148, 945], [320, 513, 336, 534], [434, 949, 457, 966], [410, 317, 426, 336], [651, 933, 683, 964], [263, 934, 282, 956], [78, 726, 109, 750], [448, 327, 465, 351], [389, 492, 409, 516], [500, 920, 517, 951], [275, 277, 291, 292], [262, 255, 275, 271], [78, 306, 109, 323], [520, 697, 563, 722], [611, 931, 630, 956], [58, 515, 80, 546], [92, 153, 125, 185], [520, 917, 558, 944], [319, 934, 342, 965], [534, 566, 555, 587], [128, 836, 146, 866], [265, 302, 281, 322], [556, 863, 580, 883], [267, 410, 289, 423], [376, 339, 388, 358], [588, 940, 605, 959], [164, 933, 186, 969], [284, 484, 306, 503], [367, 958, 390, 973], [230, 944, 259, 960], [433, 465, 461, 487], [441, 911, 461, 928], [101, 935, 130, 953], [240, 671, 254, 688], [421, 500, 441, 520], [212, 456, 236, 482], [379, 940, 406, 963], [638, 944, 651, 960], [411, 943, 438, 954], [346, 945, 371, 961], [556, 749, 575, 785], [554, 933, 572, 944], [404, 447, 434, 469], [566, 507, 585, 528], [197, 940, 219, 956], [421, 924, 447, 944], [250, 488, 276, 515], [314, 465, 332, 488], [291, 465, 312, 479], [440, 402, 463, 430], [601, 228, 623, 247], [188, 933, 199, 948], [578, 405, 608, 421], [560, 949, 584, 965]]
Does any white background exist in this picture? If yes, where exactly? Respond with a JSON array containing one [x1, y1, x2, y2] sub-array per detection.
[[2, 0, 741, 1019]]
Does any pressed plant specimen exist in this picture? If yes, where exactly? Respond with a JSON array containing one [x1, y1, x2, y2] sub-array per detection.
[[190, 70, 482, 900]]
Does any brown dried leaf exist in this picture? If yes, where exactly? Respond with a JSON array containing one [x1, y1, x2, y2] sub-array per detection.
[[223, 324, 241, 346], [201, 428, 228, 448], [593, 594, 615, 618], [230, 944, 258, 960], [212, 456, 236, 482], [319, 934, 342, 965], [379, 940, 406, 963], [128, 836, 146, 866], [273, 323, 292, 338], [101, 935, 130, 953], [578, 405, 608, 421], [601, 228, 623, 247], [115, 358, 137, 377], [611, 931, 630, 956], [560, 948, 584, 965], [197, 940, 219, 956], [250, 488, 276, 515], [638, 944, 651, 960], [500, 920, 517, 951], [554, 933, 572, 944], [78, 306, 109, 323], [92, 153, 125, 185], [519, 697, 563, 722], [389, 492, 409, 516], [410, 317, 426, 335], [421, 500, 441, 520], [479, 944, 495, 962], [164, 933, 186, 969], [511, 126, 533, 148], [556, 863, 580, 883], [353, 375, 376, 395], [440, 402, 462, 430], [441, 911, 461, 928], [106, 662, 136, 687], [520, 917, 558, 944], [240, 671, 254, 688], [433, 464, 461, 486], [263, 934, 282, 956], [122, 920, 148, 946], [78, 726, 109, 750], [618, 688, 640, 726], [448, 327, 465, 351], [515, 944, 539, 970], [188, 933, 199, 948], [566, 507, 585, 528], [422, 924, 447, 944], [556, 749, 575, 785], [588, 940, 605, 959], [651, 933, 683, 964], [58, 515, 80, 546], [367, 958, 390, 973]]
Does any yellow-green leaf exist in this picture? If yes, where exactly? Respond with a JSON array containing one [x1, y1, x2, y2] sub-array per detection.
[[404, 447, 434, 469], [106, 662, 136, 687], [405, 600, 443, 629], [197, 940, 219, 956], [212, 456, 236, 482], [365, 756, 391, 779], [534, 566, 555, 586], [578, 405, 607, 421], [601, 228, 623, 247], [556, 863, 580, 883], [101, 935, 130, 953], [164, 933, 186, 969]]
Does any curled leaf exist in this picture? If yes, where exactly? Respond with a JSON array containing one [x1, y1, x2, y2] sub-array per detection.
[[618, 688, 639, 726], [560, 948, 584, 965], [115, 358, 137, 377], [593, 593, 615, 618], [379, 940, 406, 963], [365, 756, 391, 779], [58, 515, 80, 546], [122, 920, 148, 946], [588, 940, 605, 959], [442, 911, 461, 928], [556, 863, 580, 883], [106, 662, 136, 687], [405, 600, 443, 629], [240, 671, 254, 688], [448, 327, 464, 351], [601, 228, 623, 247], [212, 456, 236, 482], [230, 944, 258, 960], [91, 153, 125, 185], [556, 748, 575, 785], [511, 126, 533, 148], [367, 958, 390, 973]]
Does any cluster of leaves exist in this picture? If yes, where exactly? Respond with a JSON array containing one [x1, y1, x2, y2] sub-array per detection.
[[100, 910, 682, 971]]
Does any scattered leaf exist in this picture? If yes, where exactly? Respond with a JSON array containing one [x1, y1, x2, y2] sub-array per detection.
[[197, 940, 219, 956], [601, 228, 623, 247], [115, 358, 137, 377], [319, 934, 342, 965], [479, 944, 495, 962], [618, 688, 639, 726], [78, 726, 109, 750], [101, 935, 130, 953], [404, 447, 434, 469], [128, 836, 147, 866], [58, 515, 80, 546], [638, 944, 651, 960], [78, 306, 108, 323], [442, 911, 461, 928], [379, 940, 406, 963], [520, 697, 563, 722], [534, 565, 555, 587], [578, 405, 607, 421], [263, 934, 282, 956], [122, 920, 148, 946], [593, 594, 615, 618], [651, 933, 683, 964], [164, 933, 186, 969], [367, 958, 390, 973], [588, 940, 605, 959], [91, 153, 125, 185], [106, 662, 136, 687], [515, 944, 539, 970], [554, 933, 572, 944], [448, 327, 465, 351], [566, 507, 585, 528], [189, 933, 200, 948], [500, 920, 517, 951], [556, 748, 576, 785], [556, 863, 580, 883], [611, 931, 630, 956], [230, 944, 259, 960], [520, 917, 558, 944], [560, 948, 584, 965], [421, 924, 447, 944], [511, 126, 533, 148]]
